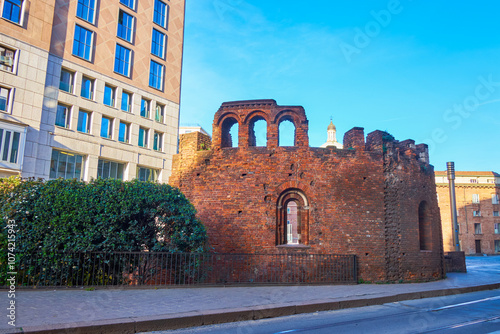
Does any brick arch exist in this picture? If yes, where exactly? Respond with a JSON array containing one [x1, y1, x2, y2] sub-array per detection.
[[219, 114, 240, 148], [244, 110, 270, 147], [273, 109, 309, 148], [276, 188, 310, 246]]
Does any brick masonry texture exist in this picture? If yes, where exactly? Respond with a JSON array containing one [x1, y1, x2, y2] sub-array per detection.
[[170, 100, 445, 282]]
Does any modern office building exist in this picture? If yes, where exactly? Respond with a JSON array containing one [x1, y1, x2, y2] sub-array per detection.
[[0, 0, 185, 182], [435, 171, 500, 255]]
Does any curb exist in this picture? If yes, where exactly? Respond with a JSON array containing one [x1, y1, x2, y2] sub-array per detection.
[[7, 282, 500, 334]]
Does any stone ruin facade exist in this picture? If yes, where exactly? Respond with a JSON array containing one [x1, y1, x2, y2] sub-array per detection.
[[170, 99, 445, 282]]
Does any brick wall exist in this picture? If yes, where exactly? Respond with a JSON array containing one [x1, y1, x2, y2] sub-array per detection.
[[170, 100, 444, 282]]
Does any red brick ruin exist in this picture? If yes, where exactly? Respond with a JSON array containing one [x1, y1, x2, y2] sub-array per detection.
[[170, 99, 445, 282]]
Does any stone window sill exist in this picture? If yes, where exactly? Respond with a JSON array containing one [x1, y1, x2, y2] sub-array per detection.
[[276, 244, 311, 249]]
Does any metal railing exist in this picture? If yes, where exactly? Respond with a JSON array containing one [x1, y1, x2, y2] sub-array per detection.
[[3, 252, 357, 288]]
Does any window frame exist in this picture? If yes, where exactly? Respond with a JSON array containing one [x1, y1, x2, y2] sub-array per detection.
[[472, 194, 480, 204], [0, 122, 26, 170], [49, 149, 86, 181], [76, 0, 96, 24], [72, 24, 94, 62], [77, 109, 92, 134], [0, 86, 12, 113], [55, 103, 71, 128], [103, 84, 116, 107], [149, 60, 164, 90], [97, 158, 125, 180], [474, 223, 482, 234], [473, 210, 481, 217], [2, 0, 24, 25], [138, 127, 148, 148], [118, 121, 130, 143], [154, 103, 164, 123], [114, 44, 132, 77], [153, 0, 169, 30], [153, 131, 163, 152], [151, 28, 166, 59], [119, 0, 135, 11], [0, 44, 17, 73], [59, 68, 75, 94], [495, 223, 500, 234], [121, 90, 132, 112], [81, 75, 95, 100], [100, 116, 113, 139], [493, 194, 499, 205], [140, 98, 150, 118], [117, 9, 134, 43], [137, 166, 158, 182]]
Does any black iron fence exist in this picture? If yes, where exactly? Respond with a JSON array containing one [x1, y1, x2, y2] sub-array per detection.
[[2, 252, 357, 288]]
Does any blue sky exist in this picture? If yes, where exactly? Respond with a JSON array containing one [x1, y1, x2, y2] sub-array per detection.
[[180, 0, 500, 172]]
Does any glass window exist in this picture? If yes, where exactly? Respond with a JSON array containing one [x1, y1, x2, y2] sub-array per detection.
[[153, 0, 168, 29], [153, 131, 162, 151], [0, 45, 16, 72], [138, 127, 148, 147], [59, 68, 74, 93], [119, 0, 135, 10], [77, 110, 91, 134], [495, 223, 500, 234], [0, 87, 10, 112], [140, 98, 150, 118], [154, 103, 164, 123], [0, 127, 21, 164], [49, 149, 85, 180], [494, 211, 500, 217], [2, 0, 22, 24], [474, 223, 482, 234], [149, 60, 163, 90], [151, 29, 165, 58], [118, 121, 130, 143], [495, 240, 500, 253], [76, 0, 95, 24], [81, 76, 94, 99], [100, 116, 112, 139], [472, 194, 480, 204], [103, 85, 115, 107], [117, 10, 134, 43], [72, 25, 93, 61], [137, 166, 158, 182], [473, 210, 481, 217], [121, 91, 132, 112], [55, 104, 71, 128], [97, 159, 124, 180], [114, 44, 131, 77], [493, 195, 499, 205]]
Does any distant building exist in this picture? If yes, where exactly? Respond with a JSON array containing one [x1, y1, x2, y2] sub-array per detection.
[[0, 0, 185, 182], [179, 124, 210, 137], [435, 171, 500, 255], [320, 119, 343, 149]]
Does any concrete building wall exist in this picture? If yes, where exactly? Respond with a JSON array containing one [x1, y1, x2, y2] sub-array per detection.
[[0, 0, 184, 182]]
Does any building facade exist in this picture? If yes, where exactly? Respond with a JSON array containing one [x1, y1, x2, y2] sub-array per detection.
[[0, 0, 185, 182], [170, 100, 445, 282], [436, 171, 500, 255]]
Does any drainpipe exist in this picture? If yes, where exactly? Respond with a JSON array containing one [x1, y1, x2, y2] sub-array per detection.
[[447, 162, 460, 251]]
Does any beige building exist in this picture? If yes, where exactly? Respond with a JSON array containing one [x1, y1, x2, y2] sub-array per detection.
[[320, 119, 343, 149], [435, 171, 500, 255], [0, 0, 185, 182]]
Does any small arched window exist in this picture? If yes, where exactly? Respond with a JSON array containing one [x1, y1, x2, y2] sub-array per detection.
[[278, 118, 296, 147], [249, 117, 267, 147], [277, 189, 309, 246], [418, 201, 432, 250], [221, 117, 239, 148]]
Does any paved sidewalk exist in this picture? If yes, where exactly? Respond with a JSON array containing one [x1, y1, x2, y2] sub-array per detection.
[[1, 256, 499, 333]]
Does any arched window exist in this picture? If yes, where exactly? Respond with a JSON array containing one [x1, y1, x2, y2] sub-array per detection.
[[418, 201, 432, 250], [277, 189, 309, 246], [249, 117, 267, 147], [278, 118, 296, 147], [221, 117, 239, 148]]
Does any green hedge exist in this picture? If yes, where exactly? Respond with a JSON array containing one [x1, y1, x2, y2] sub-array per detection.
[[0, 177, 207, 255]]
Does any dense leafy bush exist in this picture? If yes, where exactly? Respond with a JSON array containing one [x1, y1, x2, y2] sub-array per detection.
[[0, 177, 207, 255]]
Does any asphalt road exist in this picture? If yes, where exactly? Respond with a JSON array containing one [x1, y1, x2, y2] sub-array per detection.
[[144, 288, 500, 334]]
